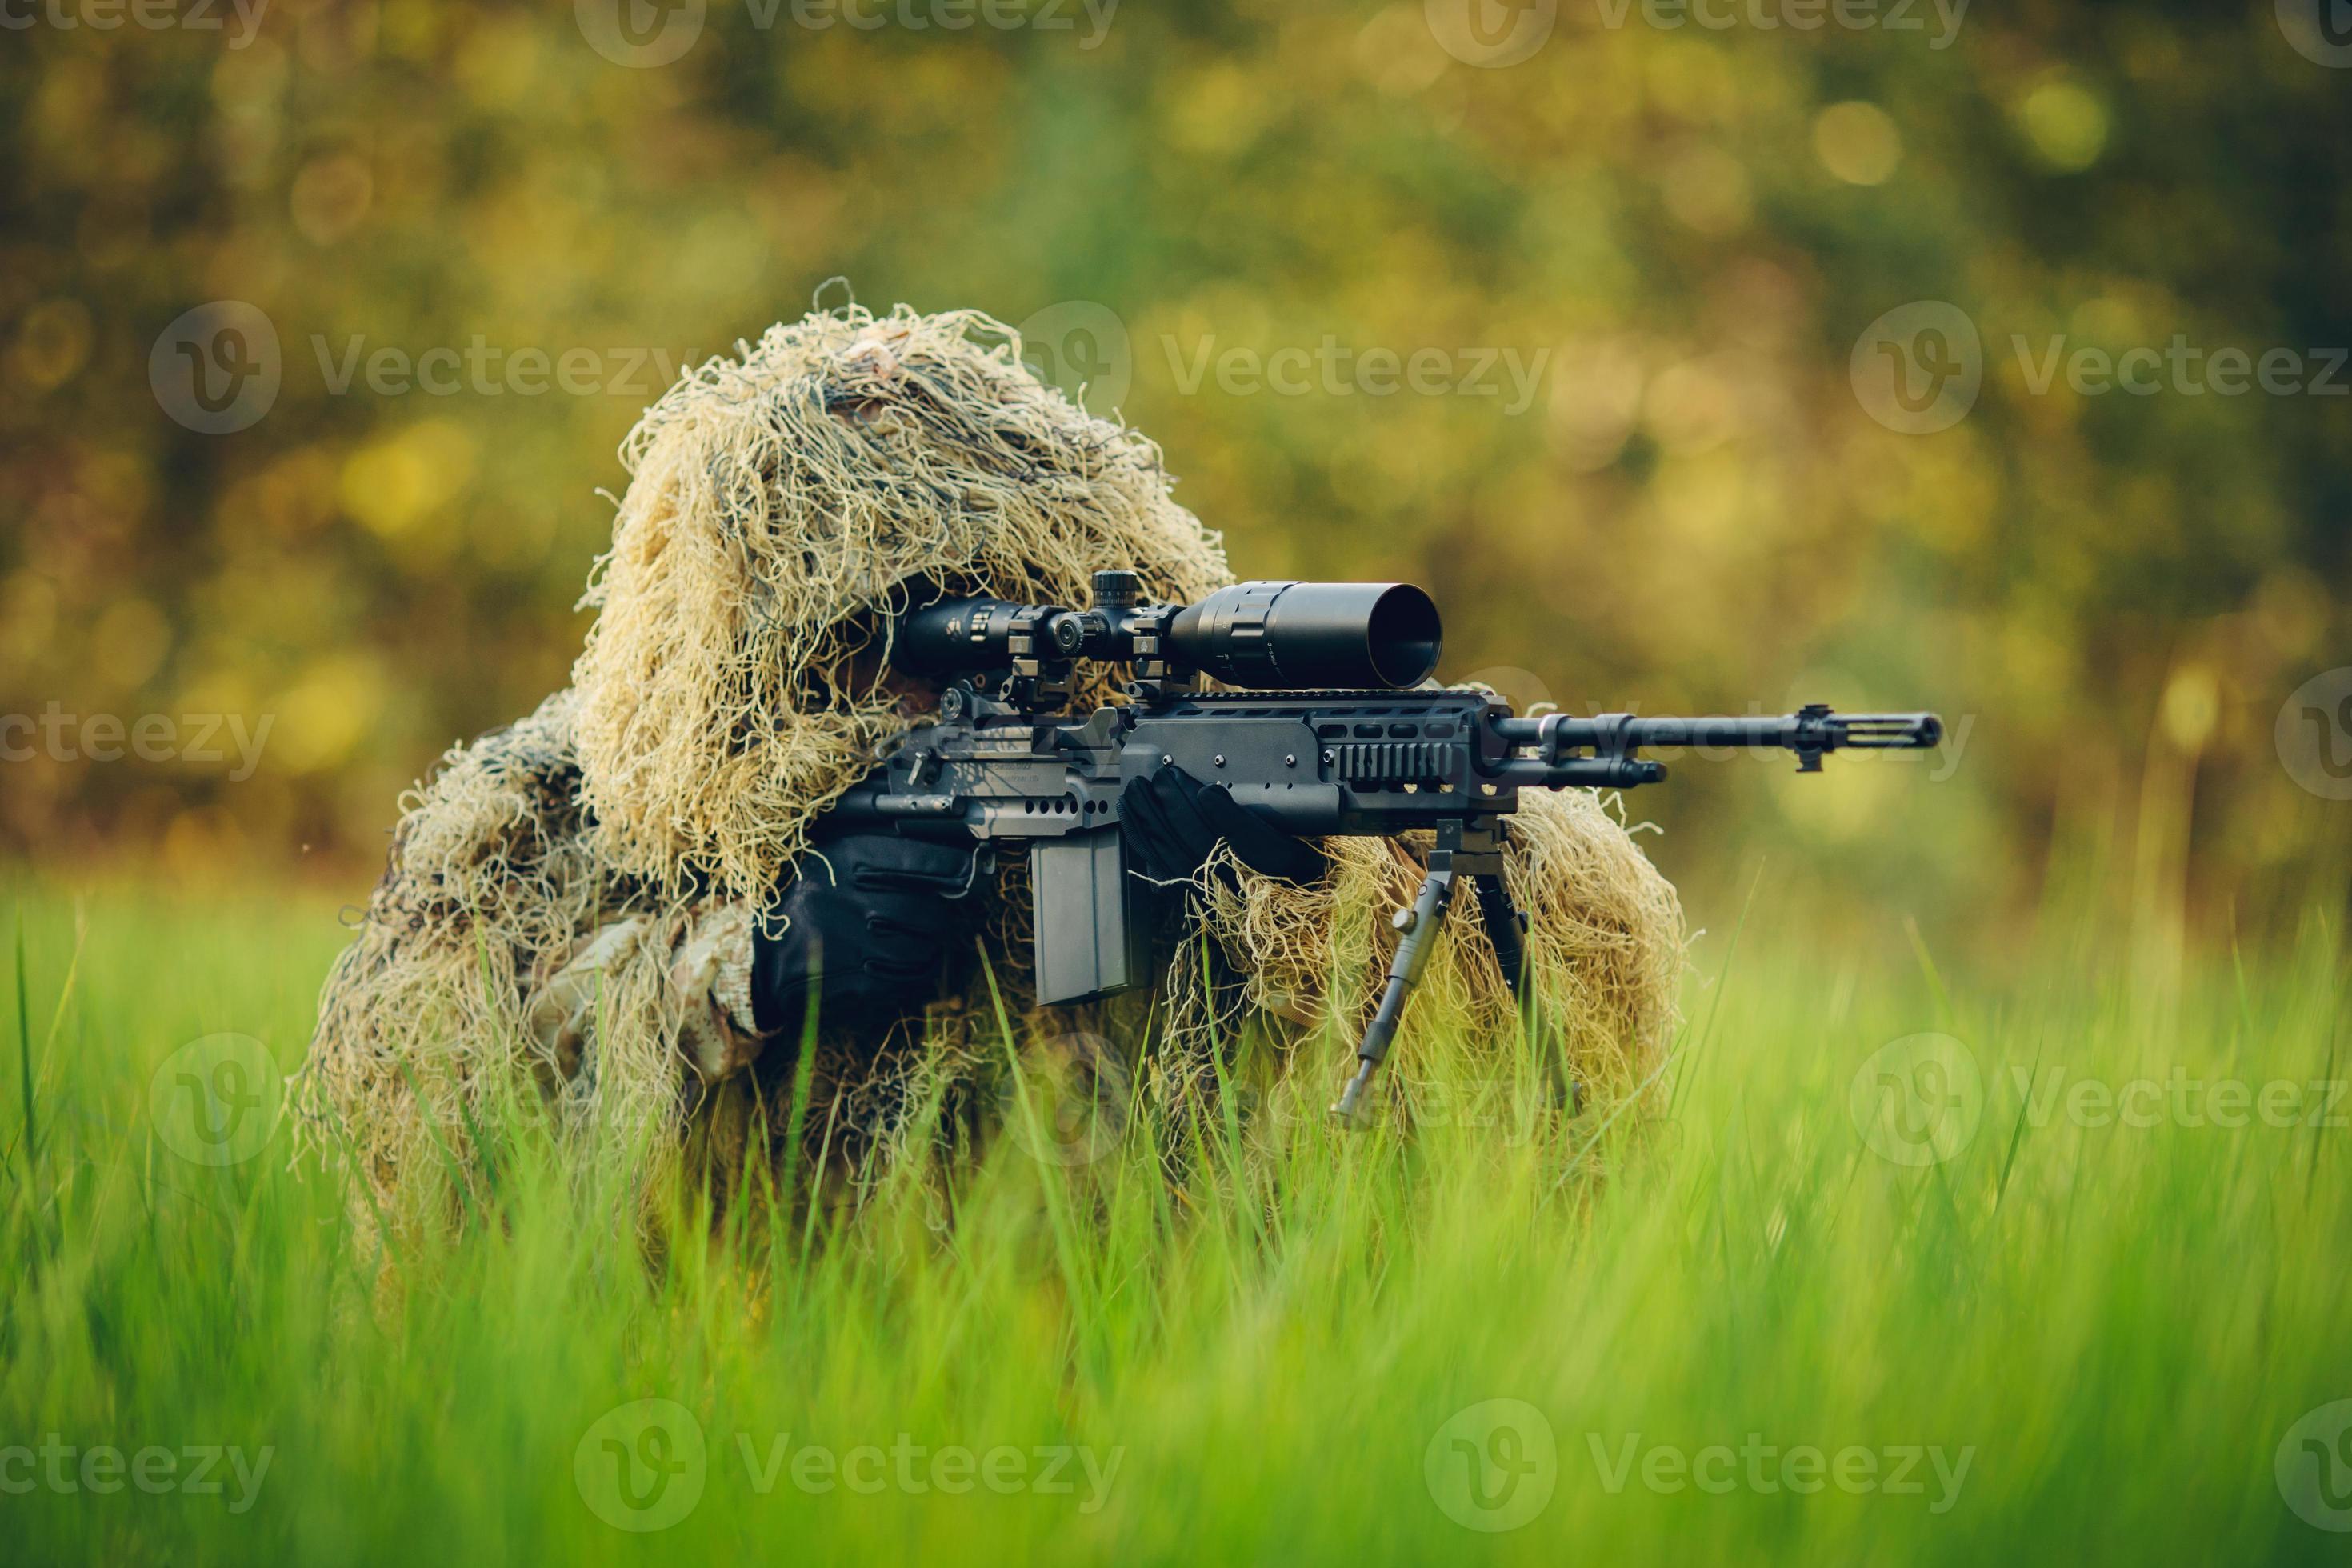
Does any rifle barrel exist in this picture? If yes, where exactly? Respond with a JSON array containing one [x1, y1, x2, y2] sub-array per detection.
[[1491, 708, 1942, 783]]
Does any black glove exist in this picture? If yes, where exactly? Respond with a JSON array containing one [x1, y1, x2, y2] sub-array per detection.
[[751, 833, 980, 1034], [1119, 763, 1326, 887]]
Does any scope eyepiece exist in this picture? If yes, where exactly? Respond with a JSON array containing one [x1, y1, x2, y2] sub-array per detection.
[[1169, 581, 1441, 690], [890, 597, 1046, 676]]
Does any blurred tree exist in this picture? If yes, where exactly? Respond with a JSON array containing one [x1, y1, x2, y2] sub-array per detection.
[[1, 0, 2344, 946]]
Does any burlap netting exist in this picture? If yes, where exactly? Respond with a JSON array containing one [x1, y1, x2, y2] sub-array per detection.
[[298, 304, 1685, 1226]]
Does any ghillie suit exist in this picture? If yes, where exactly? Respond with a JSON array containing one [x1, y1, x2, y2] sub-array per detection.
[[298, 304, 1685, 1238]]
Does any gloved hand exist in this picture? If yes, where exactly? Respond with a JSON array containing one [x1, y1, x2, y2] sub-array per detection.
[[526, 903, 770, 1084], [1119, 762, 1326, 887], [751, 833, 981, 1034]]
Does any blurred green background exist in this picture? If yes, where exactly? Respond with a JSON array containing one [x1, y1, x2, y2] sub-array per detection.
[[2, 0, 2346, 953]]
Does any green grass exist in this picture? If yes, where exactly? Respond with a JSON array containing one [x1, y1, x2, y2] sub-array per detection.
[[3, 874, 2348, 1565]]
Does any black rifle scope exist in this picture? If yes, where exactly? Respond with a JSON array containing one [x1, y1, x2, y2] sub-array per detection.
[[892, 576, 1443, 691]]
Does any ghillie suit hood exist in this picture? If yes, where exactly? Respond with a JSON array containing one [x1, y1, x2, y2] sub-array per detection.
[[299, 303, 1683, 1238], [570, 306, 1230, 902]]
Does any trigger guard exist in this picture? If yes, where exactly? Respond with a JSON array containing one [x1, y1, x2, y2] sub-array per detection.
[[943, 844, 993, 900]]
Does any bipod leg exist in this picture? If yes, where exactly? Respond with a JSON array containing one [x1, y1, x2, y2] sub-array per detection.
[[1331, 861, 1457, 1122], [1471, 867, 1577, 1116]]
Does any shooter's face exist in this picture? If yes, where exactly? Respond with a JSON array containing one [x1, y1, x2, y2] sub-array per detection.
[[838, 644, 941, 721]]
